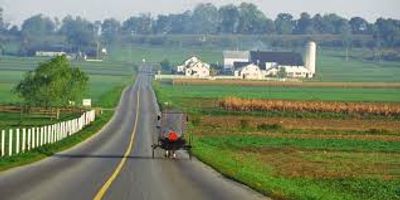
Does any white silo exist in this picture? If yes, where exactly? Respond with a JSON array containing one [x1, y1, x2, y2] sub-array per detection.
[[304, 41, 316, 77]]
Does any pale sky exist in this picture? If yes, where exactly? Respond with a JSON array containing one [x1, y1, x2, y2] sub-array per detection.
[[1, 0, 399, 25]]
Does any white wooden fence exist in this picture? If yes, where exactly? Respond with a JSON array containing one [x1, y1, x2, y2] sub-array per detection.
[[0, 110, 95, 157]]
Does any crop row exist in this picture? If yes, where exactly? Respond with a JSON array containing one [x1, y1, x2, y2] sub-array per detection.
[[172, 79, 400, 89], [218, 97, 400, 116]]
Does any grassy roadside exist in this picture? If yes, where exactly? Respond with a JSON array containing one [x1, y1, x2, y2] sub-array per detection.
[[192, 140, 400, 200], [0, 83, 130, 172]]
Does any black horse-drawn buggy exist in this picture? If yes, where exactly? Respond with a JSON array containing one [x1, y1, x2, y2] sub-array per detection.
[[151, 111, 192, 159]]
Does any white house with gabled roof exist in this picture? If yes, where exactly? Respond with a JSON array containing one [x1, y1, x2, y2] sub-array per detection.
[[176, 56, 210, 78]]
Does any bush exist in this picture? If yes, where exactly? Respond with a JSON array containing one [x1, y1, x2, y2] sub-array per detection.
[[257, 123, 283, 131], [239, 119, 250, 130]]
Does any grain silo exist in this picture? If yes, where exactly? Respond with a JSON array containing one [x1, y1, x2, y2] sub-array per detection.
[[304, 41, 316, 77]]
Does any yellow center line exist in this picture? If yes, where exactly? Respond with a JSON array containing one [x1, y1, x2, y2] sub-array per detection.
[[93, 84, 141, 200]]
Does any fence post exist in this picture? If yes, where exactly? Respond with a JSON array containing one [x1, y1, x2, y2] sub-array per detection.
[[51, 125, 55, 143], [22, 128, 26, 153], [39, 127, 43, 147], [57, 123, 60, 141], [27, 128, 31, 150], [60, 122, 64, 140], [75, 119, 78, 134], [62, 122, 67, 139], [43, 127, 46, 145], [16, 128, 20, 154], [32, 128, 36, 149], [8, 129, 13, 156], [36, 127, 40, 147], [1, 130, 4, 157], [67, 121, 70, 136], [47, 126, 51, 144]]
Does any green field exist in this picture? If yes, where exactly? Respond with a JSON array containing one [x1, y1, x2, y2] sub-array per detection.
[[0, 56, 135, 106], [194, 135, 400, 200], [316, 48, 400, 82], [154, 71, 400, 200], [0, 48, 136, 170], [155, 82, 400, 107]]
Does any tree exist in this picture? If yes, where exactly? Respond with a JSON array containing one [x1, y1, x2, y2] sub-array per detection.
[[21, 14, 55, 37], [374, 18, 400, 47], [294, 12, 313, 34], [237, 3, 270, 34], [192, 3, 219, 34], [0, 7, 5, 33], [275, 13, 295, 34], [349, 17, 369, 34], [218, 4, 240, 33], [160, 58, 172, 72], [122, 14, 153, 35], [311, 14, 325, 34], [101, 18, 120, 44], [276, 67, 287, 78], [154, 15, 171, 34], [59, 16, 96, 49], [14, 56, 89, 108]]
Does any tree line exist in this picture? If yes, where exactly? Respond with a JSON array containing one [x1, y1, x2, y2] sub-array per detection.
[[0, 3, 399, 48]]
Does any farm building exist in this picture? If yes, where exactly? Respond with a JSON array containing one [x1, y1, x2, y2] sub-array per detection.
[[176, 56, 210, 78], [33, 45, 70, 57], [234, 64, 263, 79], [229, 41, 317, 79], [223, 51, 250, 72]]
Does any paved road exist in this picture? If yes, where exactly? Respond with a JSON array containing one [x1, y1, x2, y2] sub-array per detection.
[[0, 68, 266, 200]]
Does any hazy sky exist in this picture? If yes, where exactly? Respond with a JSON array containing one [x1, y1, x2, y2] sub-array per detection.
[[1, 0, 399, 25]]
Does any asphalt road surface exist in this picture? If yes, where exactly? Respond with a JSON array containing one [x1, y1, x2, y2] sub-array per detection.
[[0, 67, 267, 200]]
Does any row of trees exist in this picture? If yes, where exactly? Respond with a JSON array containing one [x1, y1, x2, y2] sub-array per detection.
[[0, 3, 399, 47]]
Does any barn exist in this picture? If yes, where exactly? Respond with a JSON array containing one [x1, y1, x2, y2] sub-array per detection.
[[223, 51, 250, 72]]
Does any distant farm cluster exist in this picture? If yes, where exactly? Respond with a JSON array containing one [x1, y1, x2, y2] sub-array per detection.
[[166, 41, 316, 80]]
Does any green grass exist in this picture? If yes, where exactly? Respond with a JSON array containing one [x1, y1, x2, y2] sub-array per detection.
[[0, 112, 80, 130], [193, 140, 400, 200], [0, 56, 135, 105], [316, 48, 400, 82], [198, 135, 400, 153], [156, 82, 400, 103], [109, 44, 222, 65]]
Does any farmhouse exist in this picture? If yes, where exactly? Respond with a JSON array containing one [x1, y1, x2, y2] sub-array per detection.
[[228, 41, 317, 79], [176, 56, 210, 78]]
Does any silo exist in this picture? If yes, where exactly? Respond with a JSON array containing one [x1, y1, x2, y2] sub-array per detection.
[[304, 41, 316, 77]]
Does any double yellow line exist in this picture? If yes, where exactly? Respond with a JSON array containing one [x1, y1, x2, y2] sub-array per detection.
[[93, 85, 141, 200]]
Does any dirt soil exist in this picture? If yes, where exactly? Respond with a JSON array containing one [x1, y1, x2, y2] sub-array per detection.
[[241, 147, 400, 179], [200, 115, 400, 132]]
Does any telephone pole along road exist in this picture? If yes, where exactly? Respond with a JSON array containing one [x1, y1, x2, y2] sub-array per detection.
[[0, 66, 267, 200]]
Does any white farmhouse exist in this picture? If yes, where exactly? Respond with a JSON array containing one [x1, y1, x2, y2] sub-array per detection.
[[176, 56, 210, 78]]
